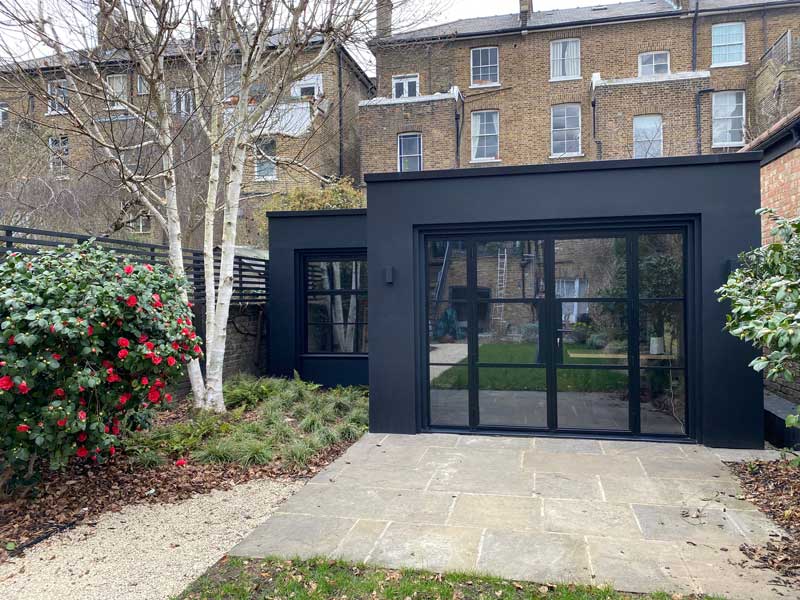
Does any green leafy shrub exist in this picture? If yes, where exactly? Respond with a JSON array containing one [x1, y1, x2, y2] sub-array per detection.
[[717, 210, 800, 430], [0, 243, 202, 484]]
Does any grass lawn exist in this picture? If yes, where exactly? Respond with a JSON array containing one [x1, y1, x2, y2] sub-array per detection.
[[175, 557, 715, 600], [433, 343, 628, 393]]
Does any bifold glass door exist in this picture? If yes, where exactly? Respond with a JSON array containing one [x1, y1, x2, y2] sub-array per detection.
[[425, 230, 687, 436]]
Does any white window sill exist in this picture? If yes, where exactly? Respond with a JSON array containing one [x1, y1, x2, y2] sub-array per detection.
[[470, 158, 502, 164], [712, 143, 745, 149], [637, 72, 671, 78], [46, 111, 68, 116], [709, 62, 748, 69], [469, 82, 501, 89], [550, 76, 582, 83], [549, 153, 584, 159], [255, 176, 277, 182]]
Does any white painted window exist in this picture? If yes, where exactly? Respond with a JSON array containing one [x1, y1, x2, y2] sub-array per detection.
[[550, 39, 580, 80], [712, 91, 746, 147], [551, 104, 581, 157], [392, 74, 419, 98], [224, 64, 240, 99], [638, 51, 670, 76], [471, 47, 499, 86], [471, 110, 499, 161], [291, 74, 323, 98], [136, 74, 149, 95], [397, 133, 422, 172], [47, 79, 69, 114], [255, 138, 277, 180], [171, 88, 195, 116], [106, 74, 128, 109], [712, 23, 745, 66], [633, 114, 663, 158], [0, 102, 8, 127], [128, 212, 152, 234], [48, 135, 69, 178]]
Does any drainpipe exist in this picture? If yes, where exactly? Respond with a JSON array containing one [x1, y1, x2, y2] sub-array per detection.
[[454, 90, 465, 167], [691, 0, 700, 71], [337, 47, 344, 178], [591, 98, 603, 160], [695, 88, 714, 154]]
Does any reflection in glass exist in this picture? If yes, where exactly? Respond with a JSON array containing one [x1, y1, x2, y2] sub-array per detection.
[[554, 238, 626, 298], [640, 369, 685, 434], [476, 240, 546, 299], [478, 366, 547, 427], [639, 233, 683, 298], [557, 369, 629, 430], [429, 365, 469, 427], [428, 240, 467, 305], [558, 302, 628, 365], [306, 260, 367, 291], [640, 302, 683, 367], [308, 323, 367, 353], [428, 302, 469, 367], [478, 303, 542, 364]]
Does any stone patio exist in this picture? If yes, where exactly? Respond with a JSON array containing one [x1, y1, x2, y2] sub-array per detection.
[[230, 433, 796, 599]]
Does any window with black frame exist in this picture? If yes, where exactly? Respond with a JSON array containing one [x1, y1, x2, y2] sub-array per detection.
[[304, 256, 368, 354]]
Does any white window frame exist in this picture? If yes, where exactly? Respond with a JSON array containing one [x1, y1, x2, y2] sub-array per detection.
[[633, 114, 664, 159], [470, 110, 500, 162], [392, 74, 420, 99], [128, 211, 152, 234], [105, 73, 128, 110], [136, 74, 149, 95], [291, 74, 323, 99], [638, 51, 670, 77], [550, 104, 582, 158], [711, 22, 746, 67], [48, 135, 69, 179], [397, 133, 422, 172], [712, 91, 746, 148], [0, 102, 8, 127], [47, 79, 69, 115], [550, 39, 581, 81], [254, 138, 277, 181], [470, 47, 500, 88], [171, 88, 195, 116]]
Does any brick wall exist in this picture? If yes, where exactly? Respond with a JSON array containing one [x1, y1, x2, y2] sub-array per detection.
[[760, 146, 800, 241]]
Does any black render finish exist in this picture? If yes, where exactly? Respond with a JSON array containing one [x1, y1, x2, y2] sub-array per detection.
[[267, 210, 368, 387], [366, 154, 764, 448]]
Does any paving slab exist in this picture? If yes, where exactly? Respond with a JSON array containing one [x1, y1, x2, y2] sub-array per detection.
[[230, 433, 790, 596]]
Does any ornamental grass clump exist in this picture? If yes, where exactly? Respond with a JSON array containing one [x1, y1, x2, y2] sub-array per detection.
[[0, 242, 202, 486]]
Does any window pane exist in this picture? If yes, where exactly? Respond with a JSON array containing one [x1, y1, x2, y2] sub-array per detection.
[[394, 81, 403, 97], [557, 369, 629, 430], [306, 260, 367, 291], [558, 301, 628, 366], [307, 323, 367, 353], [712, 23, 744, 64], [475, 239, 545, 299], [478, 302, 544, 364], [307, 294, 367, 325], [633, 115, 663, 158], [641, 369, 685, 434], [640, 302, 683, 367], [639, 233, 683, 298], [430, 365, 469, 427], [554, 237, 627, 298], [428, 240, 467, 305], [408, 80, 417, 96], [479, 366, 548, 428]]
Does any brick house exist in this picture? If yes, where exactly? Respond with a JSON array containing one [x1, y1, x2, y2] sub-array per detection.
[[0, 38, 373, 248], [360, 0, 800, 176]]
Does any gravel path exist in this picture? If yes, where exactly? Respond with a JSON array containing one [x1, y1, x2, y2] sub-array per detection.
[[0, 478, 302, 600]]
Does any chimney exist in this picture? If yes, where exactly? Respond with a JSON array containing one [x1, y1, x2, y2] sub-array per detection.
[[376, 0, 393, 38], [519, 0, 530, 27]]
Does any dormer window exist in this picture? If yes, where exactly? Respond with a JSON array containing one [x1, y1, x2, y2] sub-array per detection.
[[471, 47, 499, 87], [638, 51, 670, 77], [392, 74, 419, 98], [291, 74, 323, 99]]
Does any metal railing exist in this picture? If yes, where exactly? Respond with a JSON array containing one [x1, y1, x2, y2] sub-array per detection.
[[0, 225, 268, 306], [761, 30, 799, 67]]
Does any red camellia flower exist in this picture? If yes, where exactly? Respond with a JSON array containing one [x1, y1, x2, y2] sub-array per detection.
[[57, 418, 67, 427], [126, 295, 138, 307], [152, 293, 163, 308], [17, 381, 29, 394], [140, 376, 149, 386], [118, 337, 130, 348], [165, 393, 173, 403], [49, 324, 55, 333], [112, 425, 120, 435], [109, 446, 116, 456], [175, 458, 187, 467], [144, 264, 153, 272], [0, 376, 13, 391], [193, 345, 202, 354], [7, 335, 14, 346], [147, 387, 161, 402], [54, 388, 65, 397], [108, 372, 121, 383], [123, 265, 134, 275], [117, 349, 129, 360], [171, 341, 180, 350], [138, 334, 148, 343], [167, 356, 176, 367], [76, 446, 89, 458], [151, 355, 162, 365], [145, 341, 155, 351], [52, 353, 62, 361], [87, 325, 94, 336], [76, 431, 87, 442], [119, 392, 131, 405], [16, 424, 30, 433], [78, 410, 87, 420]]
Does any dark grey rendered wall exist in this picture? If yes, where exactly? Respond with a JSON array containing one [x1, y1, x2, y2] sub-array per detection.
[[365, 154, 764, 448], [267, 210, 368, 387]]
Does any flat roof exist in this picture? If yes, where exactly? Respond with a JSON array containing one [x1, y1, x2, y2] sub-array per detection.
[[266, 208, 367, 218]]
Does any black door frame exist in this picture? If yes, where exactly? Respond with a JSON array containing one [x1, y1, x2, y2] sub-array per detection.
[[418, 217, 695, 441]]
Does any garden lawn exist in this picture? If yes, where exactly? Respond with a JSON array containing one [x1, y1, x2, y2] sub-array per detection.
[[433, 342, 628, 392], [174, 557, 721, 600]]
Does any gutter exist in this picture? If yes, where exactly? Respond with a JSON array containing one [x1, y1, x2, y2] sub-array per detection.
[[337, 46, 344, 178], [691, 0, 700, 71]]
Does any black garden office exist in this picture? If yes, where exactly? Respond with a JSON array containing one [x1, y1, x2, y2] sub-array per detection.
[[268, 153, 765, 448]]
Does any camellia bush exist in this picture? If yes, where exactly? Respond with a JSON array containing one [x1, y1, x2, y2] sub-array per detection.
[[717, 209, 800, 430], [0, 242, 202, 485]]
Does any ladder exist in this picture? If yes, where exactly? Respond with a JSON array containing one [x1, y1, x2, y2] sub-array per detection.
[[491, 248, 508, 325]]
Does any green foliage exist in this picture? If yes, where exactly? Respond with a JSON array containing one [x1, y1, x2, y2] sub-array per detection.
[[0, 242, 202, 485], [125, 376, 369, 470], [717, 210, 800, 430], [272, 178, 365, 212]]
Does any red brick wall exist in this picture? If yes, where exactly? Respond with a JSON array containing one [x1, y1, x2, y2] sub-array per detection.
[[760, 147, 800, 242]]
